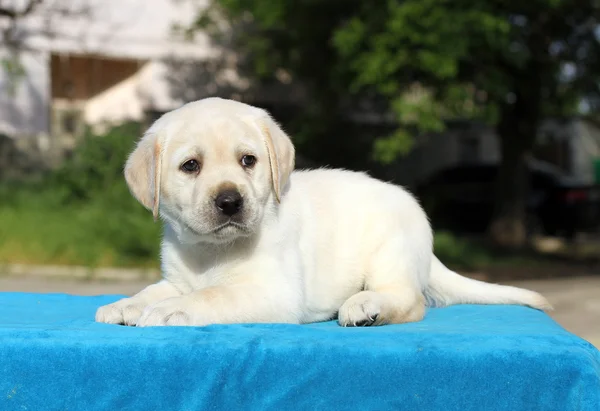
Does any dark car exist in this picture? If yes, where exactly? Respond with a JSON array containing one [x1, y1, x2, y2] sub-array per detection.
[[414, 161, 600, 238]]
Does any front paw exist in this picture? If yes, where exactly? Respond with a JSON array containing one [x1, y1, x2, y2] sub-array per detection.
[[338, 291, 383, 327], [136, 297, 200, 327], [95, 298, 147, 325]]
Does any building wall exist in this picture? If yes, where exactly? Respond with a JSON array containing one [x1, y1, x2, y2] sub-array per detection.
[[478, 127, 501, 163], [0, 0, 215, 138], [24, 0, 213, 61], [389, 124, 501, 188], [393, 119, 600, 188], [0, 49, 50, 138], [390, 130, 460, 187]]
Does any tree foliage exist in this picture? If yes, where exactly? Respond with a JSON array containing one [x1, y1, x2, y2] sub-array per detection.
[[193, 0, 600, 246]]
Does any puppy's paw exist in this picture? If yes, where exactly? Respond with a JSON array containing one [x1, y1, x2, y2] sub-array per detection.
[[338, 291, 383, 327], [136, 297, 199, 327], [95, 298, 146, 326]]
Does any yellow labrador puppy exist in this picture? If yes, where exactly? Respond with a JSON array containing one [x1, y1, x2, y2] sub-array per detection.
[[96, 97, 550, 327]]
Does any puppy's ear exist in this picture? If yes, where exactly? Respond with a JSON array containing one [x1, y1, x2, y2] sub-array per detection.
[[124, 131, 163, 220], [250, 110, 295, 202]]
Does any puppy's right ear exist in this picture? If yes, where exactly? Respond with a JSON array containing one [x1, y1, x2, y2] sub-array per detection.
[[124, 131, 163, 221]]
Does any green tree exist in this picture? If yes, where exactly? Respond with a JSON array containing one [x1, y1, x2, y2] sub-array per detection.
[[192, 0, 600, 247], [187, 0, 370, 168]]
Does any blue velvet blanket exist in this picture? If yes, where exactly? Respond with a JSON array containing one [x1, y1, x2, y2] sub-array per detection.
[[0, 293, 598, 411]]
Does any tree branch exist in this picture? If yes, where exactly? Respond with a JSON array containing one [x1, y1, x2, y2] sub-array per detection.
[[0, 0, 44, 19]]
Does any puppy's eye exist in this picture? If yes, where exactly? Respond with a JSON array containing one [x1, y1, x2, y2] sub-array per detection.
[[241, 155, 256, 168], [180, 159, 200, 173]]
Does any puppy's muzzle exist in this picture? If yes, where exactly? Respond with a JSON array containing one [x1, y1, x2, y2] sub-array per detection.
[[215, 189, 243, 217]]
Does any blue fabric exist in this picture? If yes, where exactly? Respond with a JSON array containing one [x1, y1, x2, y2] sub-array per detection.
[[0, 293, 598, 411]]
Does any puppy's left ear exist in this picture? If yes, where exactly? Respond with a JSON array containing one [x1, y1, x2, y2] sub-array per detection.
[[249, 110, 295, 202], [124, 130, 164, 221]]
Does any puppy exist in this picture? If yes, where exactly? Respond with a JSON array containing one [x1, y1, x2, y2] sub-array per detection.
[[96, 97, 551, 327]]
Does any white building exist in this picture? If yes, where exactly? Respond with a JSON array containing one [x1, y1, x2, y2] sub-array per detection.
[[0, 0, 222, 148]]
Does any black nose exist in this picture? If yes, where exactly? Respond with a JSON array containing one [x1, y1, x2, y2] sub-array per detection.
[[215, 190, 243, 216]]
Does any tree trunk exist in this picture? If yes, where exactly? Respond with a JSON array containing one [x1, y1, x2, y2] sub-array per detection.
[[488, 132, 531, 248], [488, 89, 540, 249]]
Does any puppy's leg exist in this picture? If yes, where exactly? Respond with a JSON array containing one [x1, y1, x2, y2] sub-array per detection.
[[95, 280, 181, 325], [136, 274, 300, 327], [338, 287, 425, 326], [338, 236, 429, 327]]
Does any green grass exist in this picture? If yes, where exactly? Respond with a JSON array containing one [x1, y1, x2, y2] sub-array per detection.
[[0, 198, 161, 268], [0, 122, 544, 271], [0, 194, 532, 271], [0, 122, 161, 268]]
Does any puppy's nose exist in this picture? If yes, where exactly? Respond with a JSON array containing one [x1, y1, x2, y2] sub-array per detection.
[[215, 190, 243, 216]]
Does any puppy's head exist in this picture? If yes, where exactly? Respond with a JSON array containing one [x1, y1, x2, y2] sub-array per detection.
[[124, 97, 295, 244]]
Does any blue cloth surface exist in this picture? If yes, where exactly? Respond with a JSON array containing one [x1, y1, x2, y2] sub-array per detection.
[[0, 293, 598, 411]]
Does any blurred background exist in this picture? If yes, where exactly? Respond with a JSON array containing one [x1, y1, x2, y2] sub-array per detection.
[[0, 0, 598, 345]]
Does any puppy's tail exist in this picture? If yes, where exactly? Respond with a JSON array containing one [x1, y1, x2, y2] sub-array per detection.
[[424, 256, 552, 310]]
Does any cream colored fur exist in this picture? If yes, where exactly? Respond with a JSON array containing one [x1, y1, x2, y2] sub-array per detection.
[[95, 97, 551, 327]]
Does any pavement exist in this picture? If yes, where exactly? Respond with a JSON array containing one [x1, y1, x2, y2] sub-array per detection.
[[0, 273, 598, 348], [504, 276, 600, 348]]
